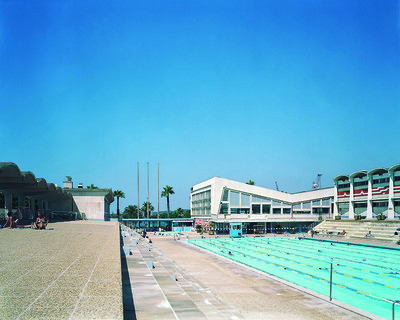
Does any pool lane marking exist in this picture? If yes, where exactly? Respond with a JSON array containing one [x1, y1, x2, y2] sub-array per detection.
[[199, 239, 400, 290], [255, 238, 400, 270], [212, 239, 400, 283]]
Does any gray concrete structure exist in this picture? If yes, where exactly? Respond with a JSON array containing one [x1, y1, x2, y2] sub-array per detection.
[[0, 162, 72, 220], [0, 163, 114, 221]]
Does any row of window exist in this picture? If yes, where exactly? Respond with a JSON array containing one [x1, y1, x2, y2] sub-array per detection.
[[345, 201, 400, 208], [223, 189, 332, 209], [372, 178, 390, 184], [192, 190, 211, 201], [354, 181, 368, 187], [337, 177, 400, 188], [191, 190, 211, 216]]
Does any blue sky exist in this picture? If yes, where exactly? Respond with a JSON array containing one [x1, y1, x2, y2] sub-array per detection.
[[1, 0, 399, 213]]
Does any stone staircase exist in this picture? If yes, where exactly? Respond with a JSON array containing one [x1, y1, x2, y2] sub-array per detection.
[[314, 220, 400, 242], [120, 225, 244, 320]]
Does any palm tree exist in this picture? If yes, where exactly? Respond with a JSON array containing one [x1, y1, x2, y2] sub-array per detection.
[[113, 190, 125, 220], [161, 185, 175, 218], [246, 180, 255, 185], [87, 184, 99, 189], [140, 201, 154, 219]]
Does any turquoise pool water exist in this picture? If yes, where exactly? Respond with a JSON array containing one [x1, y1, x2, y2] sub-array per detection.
[[188, 237, 400, 319]]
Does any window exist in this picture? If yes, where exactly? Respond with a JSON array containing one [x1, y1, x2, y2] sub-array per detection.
[[241, 193, 250, 206], [273, 208, 281, 214], [338, 183, 350, 189], [252, 204, 260, 214], [394, 201, 400, 206], [282, 208, 291, 214], [303, 202, 310, 209], [293, 210, 311, 214], [293, 203, 301, 210], [230, 208, 239, 214], [222, 189, 229, 201], [312, 200, 321, 206], [262, 204, 271, 214], [372, 202, 388, 207], [395, 176, 400, 182], [219, 203, 229, 214], [239, 208, 250, 214], [372, 178, 390, 184], [272, 200, 281, 206], [312, 207, 329, 214], [252, 195, 270, 203], [354, 181, 368, 187], [230, 191, 239, 206], [321, 198, 331, 206], [354, 203, 367, 208], [338, 203, 349, 215], [282, 202, 291, 207]]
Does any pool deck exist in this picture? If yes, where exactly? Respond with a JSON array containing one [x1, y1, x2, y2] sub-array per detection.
[[151, 233, 381, 320], [1, 222, 394, 319]]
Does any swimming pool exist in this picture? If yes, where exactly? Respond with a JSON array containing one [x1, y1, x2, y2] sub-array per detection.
[[154, 232, 184, 236], [188, 236, 400, 319]]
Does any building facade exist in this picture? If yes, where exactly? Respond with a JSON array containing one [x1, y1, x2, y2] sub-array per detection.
[[191, 177, 334, 233], [334, 164, 400, 219]]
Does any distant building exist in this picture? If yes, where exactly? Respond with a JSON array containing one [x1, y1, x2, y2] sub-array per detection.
[[191, 177, 334, 234], [62, 177, 113, 220], [0, 163, 113, 221], [191, 163, 400, 235], [333, 164, 400, 219]]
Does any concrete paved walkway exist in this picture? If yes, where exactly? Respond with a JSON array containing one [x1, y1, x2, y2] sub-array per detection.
[[0, 221, 122, 320]]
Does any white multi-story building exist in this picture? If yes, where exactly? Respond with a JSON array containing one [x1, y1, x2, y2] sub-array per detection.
[[191, 163, 400, 234], [191, 177, 334, 234], [334, 164, 400, 219]]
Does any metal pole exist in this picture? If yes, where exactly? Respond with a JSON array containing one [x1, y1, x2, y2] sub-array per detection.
[[158, 163, 159, 219], [137, 162, 140, 219], [392, 300, 399, 320], [329, 258, 333, 301], [147, 162, 149, 219]]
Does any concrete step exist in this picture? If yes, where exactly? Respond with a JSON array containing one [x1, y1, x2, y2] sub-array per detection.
[[123, 228, 244, 319], [150, 242, 244, 319]]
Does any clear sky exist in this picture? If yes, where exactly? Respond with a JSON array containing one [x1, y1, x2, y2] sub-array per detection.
[[1, 0, 399, 213]]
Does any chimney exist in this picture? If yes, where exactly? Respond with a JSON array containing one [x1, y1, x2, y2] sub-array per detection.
[[63, 176, 73, 189]]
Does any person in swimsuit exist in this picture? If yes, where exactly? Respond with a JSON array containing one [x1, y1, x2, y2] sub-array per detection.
[[34, 211, 49, 230], [2, 211, 20, 229]]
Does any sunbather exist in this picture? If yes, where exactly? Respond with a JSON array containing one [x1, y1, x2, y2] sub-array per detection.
[[2, 211, 20, 229], [34, 211, 49, 230]]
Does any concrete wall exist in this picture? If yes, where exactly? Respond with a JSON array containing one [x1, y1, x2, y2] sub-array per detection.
[[73, 196, 106, 220]]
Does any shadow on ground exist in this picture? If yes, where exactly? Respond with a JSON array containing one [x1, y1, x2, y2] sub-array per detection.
[[120, 234, 137, 320]]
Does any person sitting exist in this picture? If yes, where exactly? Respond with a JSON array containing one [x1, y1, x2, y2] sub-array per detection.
[[341, 230, 347, 236], [365, 230, 374, 238], [2, 211, 20, 229], [34, 211, 49, 230]]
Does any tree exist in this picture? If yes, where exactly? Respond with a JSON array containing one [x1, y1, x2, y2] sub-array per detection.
[[161, 185, 175, 218], [140, 201, 154, 219], [113, 190, 125, 219], [183, 210, 191, 218], [123, 205, 138, 219], [174, 207, 184, 218], [246, 180, 255, 185], [87, 184, 99, 189]]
